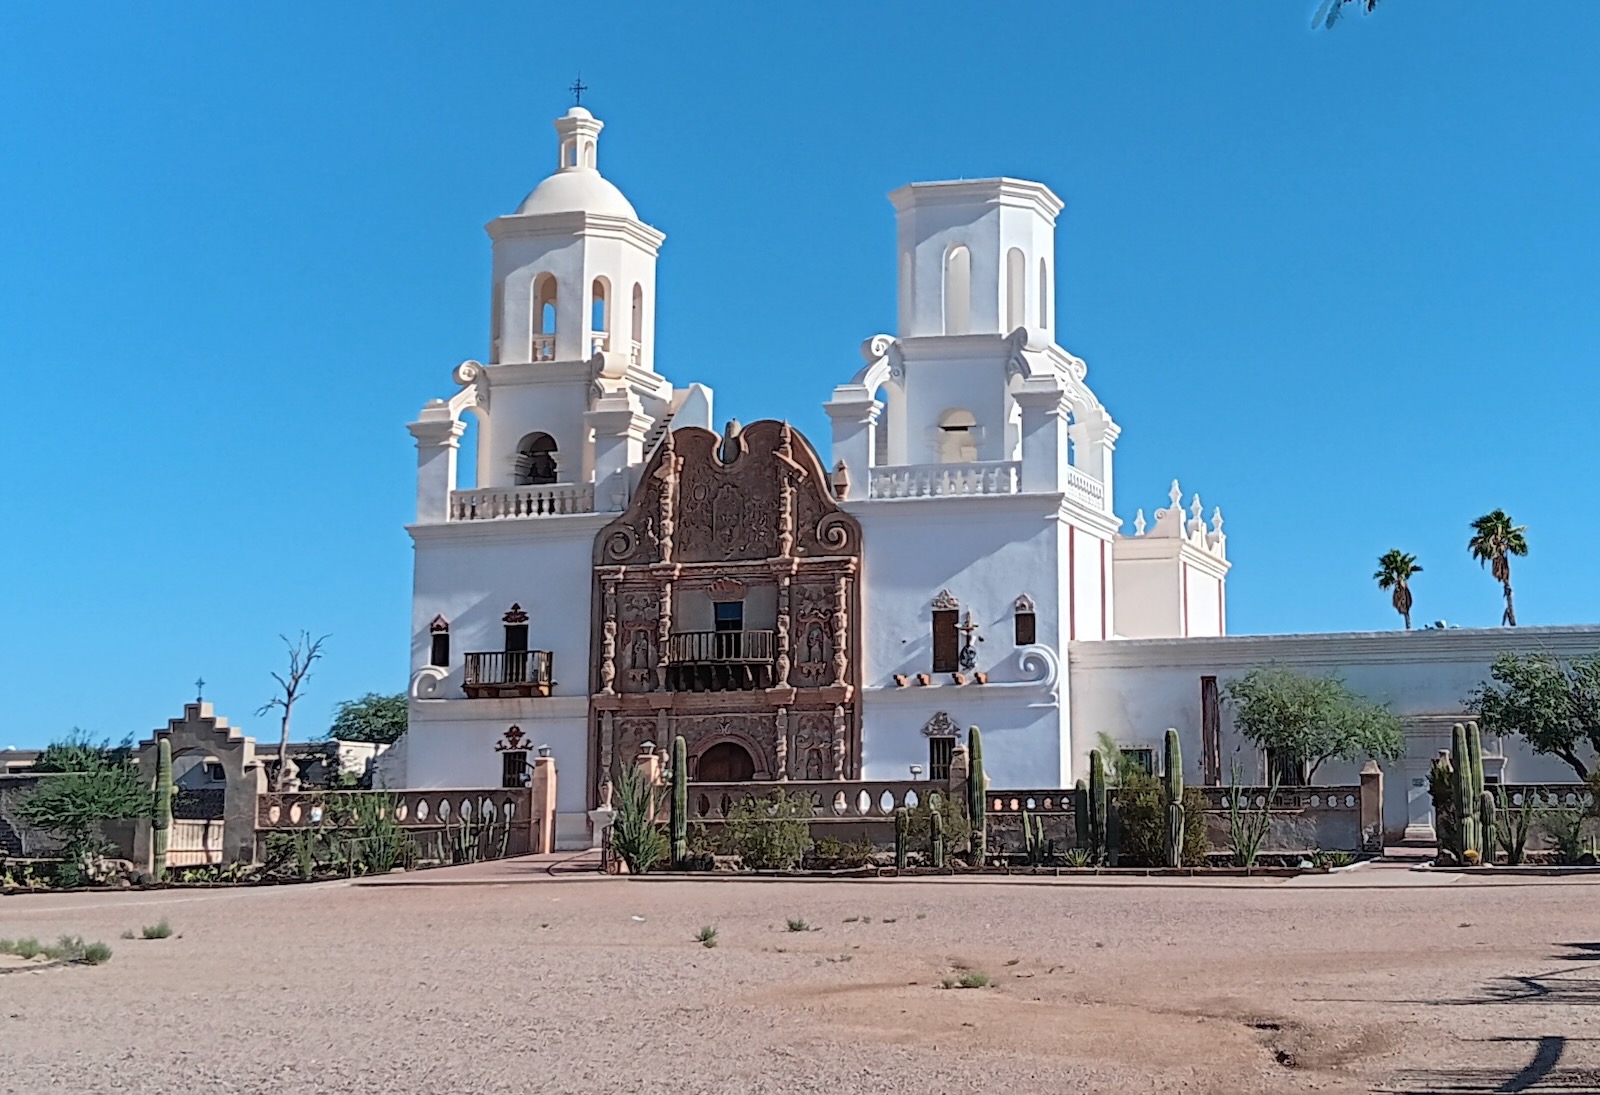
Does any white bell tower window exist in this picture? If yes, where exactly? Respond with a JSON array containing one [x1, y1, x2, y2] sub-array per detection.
[[1005, 247, 1026, 331], [943, 244, 971, 335], [1039, 257, 1050, 329], [938, 409, 978, 464]]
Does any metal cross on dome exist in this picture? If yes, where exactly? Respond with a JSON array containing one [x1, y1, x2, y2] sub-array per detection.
[[569, 77, 588, 106]]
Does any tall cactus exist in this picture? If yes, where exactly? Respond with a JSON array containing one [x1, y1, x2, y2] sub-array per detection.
[[1451, 723, 1479, 861], [1479, 789, 1497, 864], [966, 726, 986, 864], [1073, 778, 1090, 851], [153, 737, 173, 880], [1466, 721, 1485, 803], [1163, 728, 1185, 869], [894, 806, 909, 871], [930, 808, 945, 869], [1088, 749, 1107, 865], [1022, 809, 1048, 868], [669, 736, 688, 869]]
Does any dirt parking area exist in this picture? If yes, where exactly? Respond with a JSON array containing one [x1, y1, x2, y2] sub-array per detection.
[[2, 858, 1597, 1094]]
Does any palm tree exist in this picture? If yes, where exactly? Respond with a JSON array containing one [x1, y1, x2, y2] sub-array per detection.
[[1374, 550, 1423, 629], [1468, 510, 1529, 626]]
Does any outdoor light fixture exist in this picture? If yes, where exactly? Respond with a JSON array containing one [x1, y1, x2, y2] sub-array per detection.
[[640, 740, 655, 754], [537, 744, 552, 758], [909, 764, 924, 779]]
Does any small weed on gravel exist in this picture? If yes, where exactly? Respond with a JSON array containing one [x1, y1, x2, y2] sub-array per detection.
[[695, 925, 719, 948], [785, 918, 812, 933], [942, 972, 989, 990], [141, 920, 173, 940], [1, 938, 42, 959], [4, 936, 112, 965]]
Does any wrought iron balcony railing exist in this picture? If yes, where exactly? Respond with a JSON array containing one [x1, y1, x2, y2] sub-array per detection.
[[666, 630, 775, 664], [463, 650, 553, 698]]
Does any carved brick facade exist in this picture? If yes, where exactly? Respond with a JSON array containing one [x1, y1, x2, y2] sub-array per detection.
[[589, 420, 863, 802]]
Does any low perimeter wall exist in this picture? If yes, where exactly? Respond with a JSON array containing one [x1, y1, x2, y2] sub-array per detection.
[[255, 786, 551, 861], [686, 767, 1384, 855]]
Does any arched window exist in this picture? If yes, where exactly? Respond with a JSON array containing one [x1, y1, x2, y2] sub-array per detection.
[[937, 408, 978, 464], [1039, 258, 1050, 329], [591, 277, 609, 334], [514, 432, 559, 486], [582, 140, 596, 169], [943, 244, 970, 335], [1013, 595, 1037, 646], [1005, 247, 1026, 332], [873, 386, 892, 467], [630, 283, 644, 345], [532, 274, 558, 361]]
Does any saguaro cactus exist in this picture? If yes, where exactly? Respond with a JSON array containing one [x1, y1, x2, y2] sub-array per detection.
[[1073, 778, 1090, 851], [1088, 749, 1108, 864], [1479, 789, 1497, 864], [894, 806, 909, 871], [153, 737, 173, 880], [1163, 728, 1185, 869], [1451, 723, 1479, 861], [670, 736, 688, 869], [1466, 721, 1485, 803], [930, 807, 946, 869], [966, 726, 987, 864]]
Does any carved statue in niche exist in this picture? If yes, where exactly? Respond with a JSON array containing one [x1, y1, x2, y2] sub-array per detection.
[[804, 625, 825, 665], [792, 581, 836, 686], [804, 748, 824, 781], [793, 711, 833, 780]]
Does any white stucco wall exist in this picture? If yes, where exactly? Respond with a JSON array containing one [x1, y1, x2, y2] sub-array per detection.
[[1069, 625, 1600, 840]]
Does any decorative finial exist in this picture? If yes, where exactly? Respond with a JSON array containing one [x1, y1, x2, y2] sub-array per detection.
[[1190, 494, 1203, 520], [569, 77, 588, 106], [195, 676, 206, 702], [1211, 507, 1224, 534], [1133, 509, 1146, 536], [1168, 480, 1182, 508]]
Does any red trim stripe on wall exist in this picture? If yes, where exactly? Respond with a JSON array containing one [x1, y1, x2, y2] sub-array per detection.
[[1099, 537, 1108, 640], [1068, 525, 1076, 642]]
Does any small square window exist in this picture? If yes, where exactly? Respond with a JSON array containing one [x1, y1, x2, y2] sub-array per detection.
[[501, 751, 528, 789], [928, 737, 955, 782], [204, 761, 226, 783]]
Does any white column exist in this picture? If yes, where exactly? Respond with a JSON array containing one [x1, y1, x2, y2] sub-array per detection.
[[1014, 384, 1068, 494], [1071, 411, 1119, 512], [407, 413, 466, 524], [823, 393, 881, 502], [587, 396, 652, 513]]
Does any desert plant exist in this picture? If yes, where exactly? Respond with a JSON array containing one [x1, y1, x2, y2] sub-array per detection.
[[695, 925, 718, 948], [1542, 807, 1590, 865], [908, 789, 965, 856], [966, 726, 987, 863], [16, 750, 151, 881], [38, 936, 112, 965], [809, 835, 875, 870], [929, 808, 945, 869], [1115, 769, 1209, 868], [942, 971, 989, 989], [670, 736, 688, 870], [141, 919, 173, 940], [785, 918, 811, 933], [345, 792, 412, 875], [1472, 650, 1600, 780], [894, 806, 909, 871], [1062, 847, 1092, 868], [610, 763, 668, 875], [1494, 785, 1539, 865], [152, 737, 173, 880], [1072, 778, 1089, 850], [1310, 850, 1355, 869], [1163, 728, 1185, 869], [1088, 749, 1108, 863], [1479, 790, 1497, 864], [1, 938, 42, 959], [724, 790, 812, 871], [1452, 724, 1480, 862], [1429, 753, 1460, 863], [1227, 765, 1279, 868], [1020, 810, 1051, 868]]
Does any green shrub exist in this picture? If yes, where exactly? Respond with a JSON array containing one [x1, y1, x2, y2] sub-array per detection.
[[907, 790, 967, 855], [11, 938, 40, 959], [725, 790, 812, 871], [1542, 808, 1590, 865], [695, 925, 718, 948], [1113, 770, 1209, 867], [809, 835, 876, 869], [1427, 757, 1460, 863], [141, 919, 173, 940], [79, 941, 112, 965], [1062, 847, 1092, 868], [942, 971, 989, 989], [786, 918, 811, 933]]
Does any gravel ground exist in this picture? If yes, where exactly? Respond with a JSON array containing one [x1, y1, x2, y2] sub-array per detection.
[[2, 858, 1598, 1094]]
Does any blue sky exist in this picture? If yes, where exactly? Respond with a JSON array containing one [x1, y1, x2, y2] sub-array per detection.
[[3, 2, 1597, 749]]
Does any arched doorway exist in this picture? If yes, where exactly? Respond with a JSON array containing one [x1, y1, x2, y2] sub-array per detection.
[[696, 741, 756, 783]]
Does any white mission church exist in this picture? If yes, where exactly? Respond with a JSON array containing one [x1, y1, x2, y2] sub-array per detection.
[[380, 106, 1600, 849]]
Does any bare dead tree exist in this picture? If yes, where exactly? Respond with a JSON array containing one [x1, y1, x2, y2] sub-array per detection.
[[256, 631, 329, 792]]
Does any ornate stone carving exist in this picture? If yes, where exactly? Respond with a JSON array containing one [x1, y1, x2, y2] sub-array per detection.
[[774, 706, 789, 781], [831, 705, 847, 780], [502, 603, 529, 624], [599, 581, 618, 695], [921, 711, 959, 738], [1013, 594, 1036, 614], [831, 578, 849, 688], [793, 711, 833, 781], [774, 574, 792, 687], [932, 589, 959, 611], [429, 614, 450, 633], [656, 579, 673, 692], [707, 577, 747, 602]]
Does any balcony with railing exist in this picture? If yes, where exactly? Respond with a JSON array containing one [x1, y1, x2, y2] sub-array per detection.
[[463, 650, 554, 698], [449, 483, 595, 521], [665, 630, 775, 691], [531, 334, 556, 361]]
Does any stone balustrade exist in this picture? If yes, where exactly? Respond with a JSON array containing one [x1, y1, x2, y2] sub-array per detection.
[[868, 461, 1019, 499], [686, 780, 935, 823], [449, 483, 595, 520], [1064, 466, 1107, 511]]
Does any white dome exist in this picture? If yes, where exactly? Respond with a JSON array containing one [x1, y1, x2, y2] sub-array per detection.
[[514, 170, 637, 219]]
